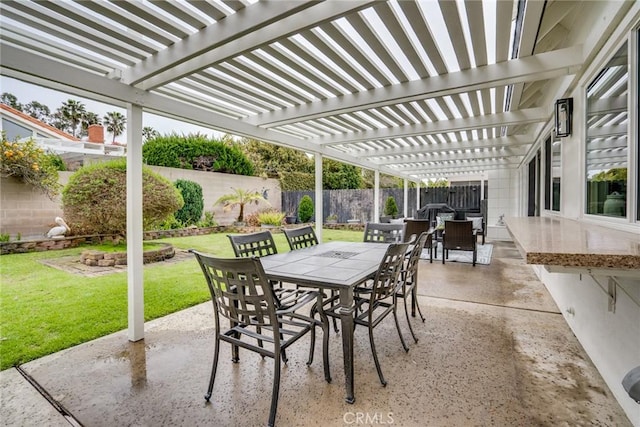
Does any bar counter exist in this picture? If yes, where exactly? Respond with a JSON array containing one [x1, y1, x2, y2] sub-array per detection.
[[505, 216, 640, 270]]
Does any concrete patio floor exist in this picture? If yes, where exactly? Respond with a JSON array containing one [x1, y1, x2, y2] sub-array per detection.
[[1, 241, 632, 426]]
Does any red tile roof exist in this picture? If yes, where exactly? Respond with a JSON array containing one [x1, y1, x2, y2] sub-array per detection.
[[1, 103, 80, 141]]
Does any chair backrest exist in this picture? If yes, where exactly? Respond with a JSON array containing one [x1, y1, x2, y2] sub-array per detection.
[[191, 251, 278, 329], [403, 219, 431, 244], [403, 232, 429, 284], [369, 242, 410, 302], [228, 231, 278, 258], [363, 222, 406, 243], [283, 226, 318, 250], [465, 212, 484, 231], [443, 220, 475, 250]]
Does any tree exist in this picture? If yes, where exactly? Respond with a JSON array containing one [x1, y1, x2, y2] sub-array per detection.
[[103, 111, 126, 143], [61, 99, 86, 137], [322, 159, 362, 189], [241, 137, 312, 178], [427, 178, 449, 188], [62, 159, 183, 235], [1, 93, 22, 111], [81, 112, 101, 137], [24, 101, 51, 122], [142, 126, 159, 141], [215, 188, 268, 223]]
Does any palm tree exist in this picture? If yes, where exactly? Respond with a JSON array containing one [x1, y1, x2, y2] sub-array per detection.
[[81, 111, 101, 137], [142, 126, 159, 141], [103, 111, 126, 144], [61, 99, 86, 137], [215, 188, 268, 223]]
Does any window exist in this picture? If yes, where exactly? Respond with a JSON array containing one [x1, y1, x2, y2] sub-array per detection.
[[2, 118, 32, 141], [585, 42, 628, 218]]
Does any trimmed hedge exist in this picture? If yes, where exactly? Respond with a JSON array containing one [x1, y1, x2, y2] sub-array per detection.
[[174, 179, 204, 225], [62, 159, 184, 235], [143, 133, 254, 176]]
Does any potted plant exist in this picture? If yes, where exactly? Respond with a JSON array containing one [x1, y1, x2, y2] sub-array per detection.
[[326, 214, 338, 224], [285, 213, 297, 224], [215, 188, 268, 225], [384, 196, 399, 219]]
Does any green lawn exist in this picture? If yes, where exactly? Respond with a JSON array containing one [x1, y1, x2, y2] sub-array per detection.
[[0, 229, 362, 370]]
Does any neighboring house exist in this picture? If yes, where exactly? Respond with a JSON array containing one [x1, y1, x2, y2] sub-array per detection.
[[1, 103, 79, 142], [0, 103, 125, 170], [0, 104, 124, 239]]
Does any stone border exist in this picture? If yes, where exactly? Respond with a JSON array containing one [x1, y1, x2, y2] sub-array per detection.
[[0, 223, 366, 255], [80, 243, 175, 266]]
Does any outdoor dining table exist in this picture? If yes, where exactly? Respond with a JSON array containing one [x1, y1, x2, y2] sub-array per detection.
[[260, 240, 393, 404]]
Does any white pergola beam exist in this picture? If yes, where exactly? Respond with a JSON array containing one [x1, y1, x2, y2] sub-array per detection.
[[354, 135, 532, 158], [373, 146, 528, 166], [0, 43, 411, 179], [124, 1, 375, 89], [317, 108, 547, 146], [249, 46, 583, 127]]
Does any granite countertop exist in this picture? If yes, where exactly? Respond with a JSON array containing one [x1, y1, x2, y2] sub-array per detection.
[[504, 217, 640, 270]]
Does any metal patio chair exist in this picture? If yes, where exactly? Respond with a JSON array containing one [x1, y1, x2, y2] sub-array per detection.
[[283, 225, 339, 333], [363, 222, 406, 243], [191, 251, 330, 427], [228, 230, 278, 258], [397, 232, 430, 343], [282, 225, 318, 250], [323, 242, 410, 386]]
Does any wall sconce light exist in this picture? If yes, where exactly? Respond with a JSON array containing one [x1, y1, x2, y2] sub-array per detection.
[[554, 98, 573, 137]]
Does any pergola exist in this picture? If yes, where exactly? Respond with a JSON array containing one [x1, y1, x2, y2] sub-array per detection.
[[1, 0, 634, 339]]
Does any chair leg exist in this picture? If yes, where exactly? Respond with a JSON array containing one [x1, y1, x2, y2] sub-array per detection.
[[393, 306, 409, 352], [307, 317, 316, 366], [205, 336, 221, 401], [403, 293, 418, 343], [368, 326, 386, 387], [268, 352, 281, 427], [413, 287, 426, 322]]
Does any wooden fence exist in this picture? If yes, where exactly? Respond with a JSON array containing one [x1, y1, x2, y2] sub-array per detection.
[[282, 184, 485, 222]]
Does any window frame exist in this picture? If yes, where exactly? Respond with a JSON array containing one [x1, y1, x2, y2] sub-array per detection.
[[583, 35, 635, 223]]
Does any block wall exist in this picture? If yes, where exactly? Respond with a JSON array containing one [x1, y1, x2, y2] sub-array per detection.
[[0, 168, 280, 240]]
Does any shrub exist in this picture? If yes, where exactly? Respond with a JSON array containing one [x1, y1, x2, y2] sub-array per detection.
[[258, 210, 285, 226], [0, 134, 61, 199], [158, 214, 183, 230], [384, 196, 398, 217], [197, 211, 217, 228], [298, 195, 314, 223], [174, 179, 204, 226], [143, 133, 254, 176], [62, 159, 184, 235]]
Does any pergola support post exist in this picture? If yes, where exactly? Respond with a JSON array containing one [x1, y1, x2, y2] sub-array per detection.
[[127, 104, 144, 342], [403, 179, 408, 218], [314, 153, 323, 243], [374, 170, 380, 222]]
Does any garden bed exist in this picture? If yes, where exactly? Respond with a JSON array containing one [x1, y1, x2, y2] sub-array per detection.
[[0, 223, 366, 255]]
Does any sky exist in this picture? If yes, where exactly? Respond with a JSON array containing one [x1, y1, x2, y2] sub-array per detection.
[[1, 76, 223, 143]]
